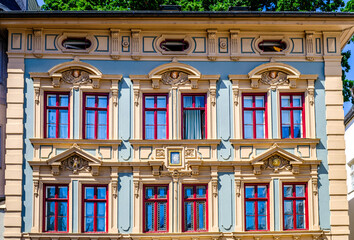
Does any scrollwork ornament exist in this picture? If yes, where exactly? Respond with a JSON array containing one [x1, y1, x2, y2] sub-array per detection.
[[260, 71, 289, 86], [262, 155, 292, 173], [61, 155, 91, 174], [61, 69, 92, 85], [161, 71, 189, 86]]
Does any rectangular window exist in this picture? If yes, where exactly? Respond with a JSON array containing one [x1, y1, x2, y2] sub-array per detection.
[[44, 185, 69, 232], [143, 94, 168, 139], [182, 185, 208, 232], [280, 94, 305, 138], [82, 185, 108, 232], [143, 185, 169, 232], [83, 93, 109, 139], [45, 92, 70, 138], [244, 184, 269, 231], [182, 94, 206, 139], [242, 94, 267, 139], [283, 183, 307, 230]]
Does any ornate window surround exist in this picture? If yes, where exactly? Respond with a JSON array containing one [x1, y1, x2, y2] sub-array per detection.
[[30, 60, 122, 140]]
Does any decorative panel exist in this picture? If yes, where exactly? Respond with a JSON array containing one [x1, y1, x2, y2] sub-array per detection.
[[241, 37, 254, 53], [291, 38, 304, 54], [95, 35, 109, 52], [193, 37, 206, 53], [143, 36, 156, 53]]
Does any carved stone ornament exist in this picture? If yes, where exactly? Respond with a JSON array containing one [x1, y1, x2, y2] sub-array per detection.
[[260, 71, 289, 86], [161, 71, 189, 86], [61, 155, 91, 174], [155, 148, 165, 159], [262, 155, 292, 173], [160, 169, 191, 178], [61, 69, 91, 85]]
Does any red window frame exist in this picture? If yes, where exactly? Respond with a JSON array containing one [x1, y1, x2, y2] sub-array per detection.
[[181, 94, 207, 139], [182, 184, 208, 232], [280, 93, 306, 139], [44, 92, 70, 138], [43, 184, 69, 232], [82, 185, 108, 233], [142, 185, 169, 233], [142, 94, 169, 140], [83, 93, 109, 139], [282, 182, 308, 230], [244, 183, 269, 231], [242, 93, 268, 139]]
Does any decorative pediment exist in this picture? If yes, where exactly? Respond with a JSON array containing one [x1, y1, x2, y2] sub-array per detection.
[[251, 144, 303, 175], [47, 144, 102, 176]]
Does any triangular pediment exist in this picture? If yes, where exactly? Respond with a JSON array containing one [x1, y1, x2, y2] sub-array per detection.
[[251, 144, 303, 164]]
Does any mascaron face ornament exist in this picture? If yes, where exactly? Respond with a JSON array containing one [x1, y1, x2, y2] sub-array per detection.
[[260, 70, 289, 86], [61, 69, 91, 85], [161, 70, 189, 86]]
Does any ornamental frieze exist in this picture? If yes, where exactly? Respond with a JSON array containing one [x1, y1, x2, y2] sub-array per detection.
[[262, 155, 292, 173], [61, 155, 91, 174]]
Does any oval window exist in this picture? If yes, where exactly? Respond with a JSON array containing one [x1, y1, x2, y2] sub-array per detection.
[[62, 38, 91, 50], [160, 39, 189, 52], [258, 40, 287, 52]]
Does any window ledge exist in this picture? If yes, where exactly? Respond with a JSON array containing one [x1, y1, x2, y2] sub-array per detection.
[[29, 138, 122, 146], [130, 139, 221, 146], [230, 138, 320, 146]]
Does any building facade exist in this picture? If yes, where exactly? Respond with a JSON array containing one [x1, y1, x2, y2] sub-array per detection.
[[0, 11, 352, 240]]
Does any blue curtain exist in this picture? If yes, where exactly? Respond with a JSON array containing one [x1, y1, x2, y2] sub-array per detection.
[[184, 110, 202, 139]]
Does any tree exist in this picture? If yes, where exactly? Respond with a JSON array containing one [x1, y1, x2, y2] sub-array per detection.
[[42, 0, 353, 103]]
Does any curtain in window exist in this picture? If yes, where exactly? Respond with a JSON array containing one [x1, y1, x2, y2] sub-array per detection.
[[184, 110, 202, 139]]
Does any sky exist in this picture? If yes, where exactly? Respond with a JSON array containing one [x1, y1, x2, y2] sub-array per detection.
[[34, 0, 354, 116]]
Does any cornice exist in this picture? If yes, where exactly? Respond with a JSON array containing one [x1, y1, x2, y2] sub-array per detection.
[[230, 138, 320, 145], [130, 139, 221, 146]]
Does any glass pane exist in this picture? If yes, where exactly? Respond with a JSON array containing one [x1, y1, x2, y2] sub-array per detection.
[[86, 110, 95, 124], [46, 216, 55, 231], [257, 186, 267, 198], [86, 125, 94, 139], [244, 96, 253, 108], [282, 126, 291, 138], [145, 202, 154, 231], [256, 110, 264, 124], [97, 202, 106, 216], [157, 202, 167, 231], [85, 217, 94, 232], [97, 217, 106, 232], [281, 95, 290, 107], [58, 202, 67, 217], [47, 109, 56, 124], [294, 110, 302, 124], [245, 186, 255, 198], [197, 202, 206, 230], [59, 95, 69, 107], [85, 187, 94, 199], [157, 187, 167, 198], [246, 216, 255, 230], [86, 96, 95, 107], [98, 96, 107, 108], [85, 202, 94, 216], [258, 216, 267, 230], [293, 95, 302, 107], [196, 186, 206, 198], [183, 96, 193, 108], [184, 202, 194, 231], [282, 110, 290, 124], [47, 124, 56, 138], [195, 96, 205, 108], [284, 185, 293, 197], [157, 96, 166, 108], [157, 111, 166, 125], [145, 187, 154, 199], [244, 125, 253, 139], [58, 186, 68, 198], [58, 125, 68, 138], [293, 125, 301, 138], [145, 96, 155, 108], [157, 126, 166, 139], [256, 125, 264, 139], [244, 111, 253, 124], [145, 111, 154, 125], [58, 216, 67, 231], [46, 186, 56, 198], [46, 201, 55, 216], [59, 110, 68, 138], [97, 187, 106, 199], [296, 200, 305, 214], [184, 187, 193, 198], [97, 125, 107, 139], [47, 95, 56, 106], [145, 126, 154, 140], [258, 201, 267, 215], [296, 215, 305, 229], [296, 185, 305, 197], [284, 200, 293, 215], [98, 111, 107, 125], [255, 96, 264, 107], [284, 215, 294, 229], [246, 201, 255, 215]]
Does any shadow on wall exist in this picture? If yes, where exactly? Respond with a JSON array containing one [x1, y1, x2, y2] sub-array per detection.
[[349, 197, 354, 240]]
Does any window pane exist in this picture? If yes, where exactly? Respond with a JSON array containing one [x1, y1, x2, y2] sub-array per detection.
[[296, 185, 305, 197], [97, 217, 106, 232], [145, 111, 154, 125], [59, 110, 68, 138], [86, 96, 95, 107], [246, 216, 255, 230], [145, 202, 154, 231], [157, 96, 166, 108], [255, 110, 264, 124], [59, 95, 69, 107], [244, 96, 253, 108], [98, 111, 107, 125], [145, 126, 154, 140], [256, 125, 264, 139], [196, 186, 206, 198], [157, 111, 166, 125], [46, 186, 56, 198], [258, 201, 267, 215], [183, 110, 202, 139], [282, 110, 290, 124], [293, 125, 301, 138], [85, 187, 94, 199], [282, 126, 291, 138], [244, 111, 253, 124], [86, 110, 95, 124], [183, 96, 193, 108], [157, 126, 166, 139], [47, 124, 56, 138], [46, 201, 55, 216], [85, 202, 94, 216], [86, 125, 95, 139], [47, 109, 56, 124], [255, 96, 264, 107], [184, 187, 193, 198], [85, 217, 94, 232], [258, 216, 267, 230], [47, 95, 57, 106], [46, 216, 55, 231], [197, 202, 206, 230], [281, 95, 290, 107], [296, 215, 305, 229], [195, 96, 205, 108], [97, 202, 106, 217], [58, 202, 67, 217], [293, 110, 302, 124], [257, 186, 267, 198], [97, 187, 106, 199], [284, 215, 294, 229], [284, 185, 293, 197], [246, 201, 255, 215], [58, 186, 68, 198], [145, 96, 155, 108], [284, 200, 293, 215], [184, 202, 194, 231], [157, 202, 167, 231], [244, 125, 253, 139], [98, 96, 107, 108], [157, 187, 167, 198], [97, 126, 107, 139], [58, 216, 67, 231], [145, 187, 154, 199], [296, 200, 305, 214], [245, 186, 255, 198], [293, 95, 302, 107]]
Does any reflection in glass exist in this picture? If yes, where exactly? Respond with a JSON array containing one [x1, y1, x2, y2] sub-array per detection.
[[245, 186, 255, 198]]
